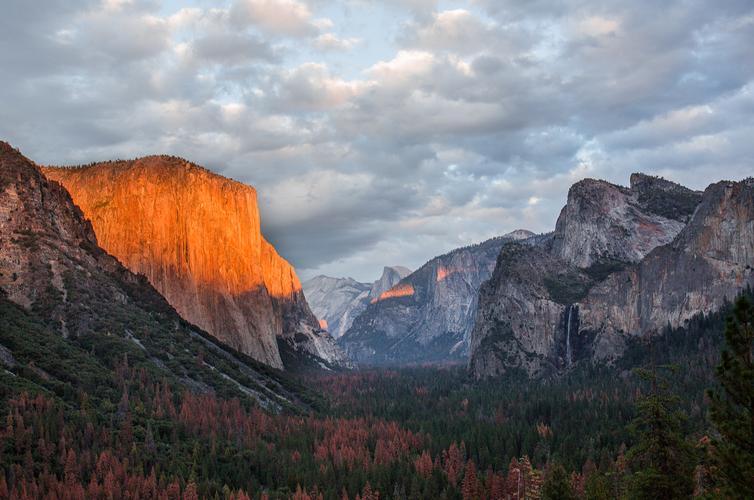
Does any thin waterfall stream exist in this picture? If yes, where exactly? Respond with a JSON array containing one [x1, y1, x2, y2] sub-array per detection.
[[566, 305, 573, 367]]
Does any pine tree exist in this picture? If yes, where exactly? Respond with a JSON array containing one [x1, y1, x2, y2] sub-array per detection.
[[626, 366, 694, 499], [583, 471, 611, 500], [707, 295, 754, 498], [541, 463, 576, 500], [461, 460, 479, 500]]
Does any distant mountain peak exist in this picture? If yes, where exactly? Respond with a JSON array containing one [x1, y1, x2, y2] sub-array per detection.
[[340, 234, 520, 365], [504, 229, 535, 240], [302, 265, 411, 340]]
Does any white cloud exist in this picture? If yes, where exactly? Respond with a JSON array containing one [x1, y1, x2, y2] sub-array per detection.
[[230, 0, 323, 37], [403, 9, 499, 54], [314, 33, 361, 51]]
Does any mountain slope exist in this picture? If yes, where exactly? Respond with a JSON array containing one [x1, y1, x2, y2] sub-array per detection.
[[339, 231, 534, 365], [303, 266, 411, 339], [0, 141, 311, 411], [42, 158, 349, 370], [470, 174, 753, 379]]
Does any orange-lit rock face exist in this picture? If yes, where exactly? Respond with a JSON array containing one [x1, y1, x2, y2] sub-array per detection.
[[436, 266, 449, 282], [42, 158, 314, 369], [371, 283, 415, 303]]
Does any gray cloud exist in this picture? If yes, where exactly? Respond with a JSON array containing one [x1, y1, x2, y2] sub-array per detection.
[[1, 0, 753, 281]]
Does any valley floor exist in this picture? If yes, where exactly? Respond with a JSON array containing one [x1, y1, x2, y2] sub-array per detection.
[[0, 290, 747, 499]]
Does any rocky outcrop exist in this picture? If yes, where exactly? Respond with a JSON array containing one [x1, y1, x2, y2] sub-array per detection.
[[551, 174, 701, 268], [369, 266, 412, 301], [469, 241, 592, 378], [304, 276, 370, 338], [42, 157, 349, 370], [581, 178, 754, 362], [340, 230, 534, 365], [470, 174, 754, 379], [303, 266, 410, 339], [0, 141, 311, 410]]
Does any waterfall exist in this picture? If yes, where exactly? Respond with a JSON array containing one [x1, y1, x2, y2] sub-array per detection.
[[565, 305, 573, 367]]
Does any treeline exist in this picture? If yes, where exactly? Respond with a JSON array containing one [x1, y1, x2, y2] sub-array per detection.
[[1, 291, 752, 498]]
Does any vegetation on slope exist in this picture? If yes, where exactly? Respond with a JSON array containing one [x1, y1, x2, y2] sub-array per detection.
[[0, 289, 751, 498]]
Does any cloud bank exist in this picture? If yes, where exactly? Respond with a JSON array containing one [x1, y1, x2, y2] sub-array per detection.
[[2, 0, 753, 281]]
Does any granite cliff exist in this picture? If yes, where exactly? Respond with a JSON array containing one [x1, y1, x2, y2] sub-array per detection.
[[42, 157, 349, 370], [340, 231, 533, 365], [470, 174, 754, 379]]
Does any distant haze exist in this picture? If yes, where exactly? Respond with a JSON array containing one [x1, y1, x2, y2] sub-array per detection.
[[2, 0, 753, 282]]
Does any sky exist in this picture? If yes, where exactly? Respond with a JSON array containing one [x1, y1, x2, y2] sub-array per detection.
[[2, 0, 753, 282]]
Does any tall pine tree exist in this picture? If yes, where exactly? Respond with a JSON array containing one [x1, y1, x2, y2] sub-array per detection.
[[541, 462, 576, 500], [626, 366, 694, 499], [707, 295, 754, 498]]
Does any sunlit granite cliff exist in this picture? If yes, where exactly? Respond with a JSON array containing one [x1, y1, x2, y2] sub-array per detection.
[[43, 157, 349, 370]]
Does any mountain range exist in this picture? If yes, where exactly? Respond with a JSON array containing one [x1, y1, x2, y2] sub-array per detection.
[[336, 230, 534, 365], [3, 138, 752, 383]]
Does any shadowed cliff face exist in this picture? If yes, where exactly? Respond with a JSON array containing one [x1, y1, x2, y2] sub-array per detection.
[[470, 174, 754, 379], [42, 157, 346, 370]]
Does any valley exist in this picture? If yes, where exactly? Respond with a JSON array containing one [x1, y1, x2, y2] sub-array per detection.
[[0, 141, 752, 498]]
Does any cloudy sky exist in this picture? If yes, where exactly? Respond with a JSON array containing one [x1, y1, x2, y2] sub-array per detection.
[[2, 0, 753, 282]]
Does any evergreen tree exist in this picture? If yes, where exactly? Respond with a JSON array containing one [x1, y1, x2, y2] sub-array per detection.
[[626, 366, 694, 499], [541, 463, 576, 500], [707, 295, 754, 498], [583, 471, 611, 500]]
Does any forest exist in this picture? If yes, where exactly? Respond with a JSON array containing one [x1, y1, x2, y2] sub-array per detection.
[[0, 290, 752, 499]]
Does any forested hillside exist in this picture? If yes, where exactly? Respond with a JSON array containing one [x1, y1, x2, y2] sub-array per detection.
[[2, 288, 750, 498]]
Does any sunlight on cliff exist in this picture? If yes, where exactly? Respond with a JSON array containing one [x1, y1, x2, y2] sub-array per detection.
[[371, 283, 415, 303], [436, 266, 456, 282]]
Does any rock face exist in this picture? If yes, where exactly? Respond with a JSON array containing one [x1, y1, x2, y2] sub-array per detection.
[[551, 174, 700, 268], [470, 174, 754, 379], [42, 157, 349, 370], [340, 231, 534, 365], [303, 266, 411, 339], [0, 142, 309, 410], [369, 266, 412, 301]]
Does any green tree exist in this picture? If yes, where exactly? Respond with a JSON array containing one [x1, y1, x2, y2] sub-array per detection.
[[626, 366, 694, 499], [583, 471, 611, 500], [707, 295, 754, 498], [541, 462, 576, 500]]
